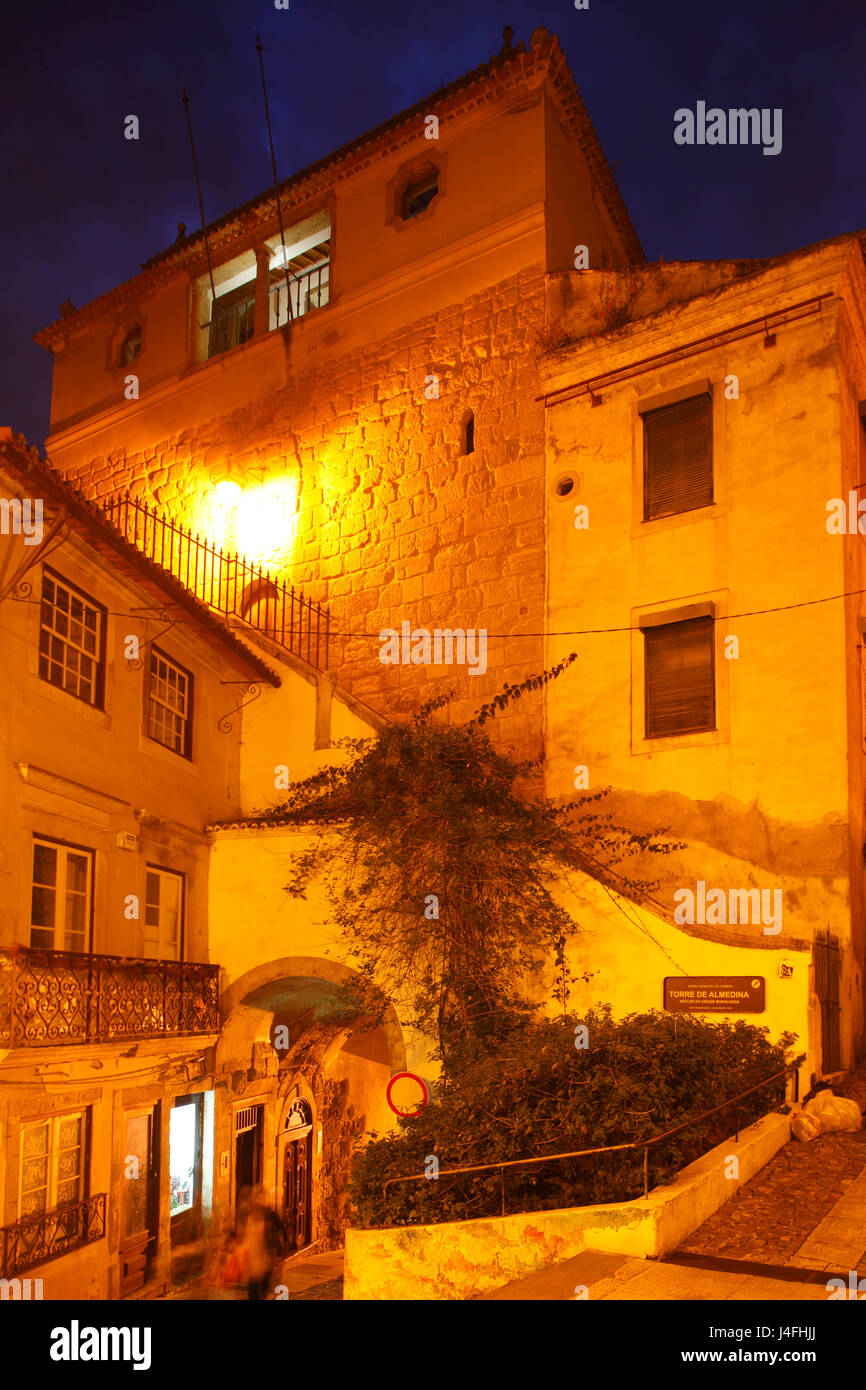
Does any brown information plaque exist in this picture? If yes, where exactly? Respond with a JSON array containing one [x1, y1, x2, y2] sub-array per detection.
[[663, 976, 765, 1013]]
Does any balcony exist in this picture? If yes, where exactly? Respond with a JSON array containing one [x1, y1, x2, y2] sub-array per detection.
[[0, 945, 220, 1048], [208, 291, 256, 358], [269, 260, 330, 328], [207, 258, 330, 360], [1, 1194, 106, 1277]]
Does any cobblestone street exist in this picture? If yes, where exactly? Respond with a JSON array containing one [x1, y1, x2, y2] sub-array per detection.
[[680, 1067, 866, 1266]]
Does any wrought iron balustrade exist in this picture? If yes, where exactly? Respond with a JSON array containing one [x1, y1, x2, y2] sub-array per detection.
[[100, 494, 331, 671], [269, 261, 330, 326], [0, 945, 220, 1048], [208, 293, 256, 358], [1, 1193, 106, 1276]]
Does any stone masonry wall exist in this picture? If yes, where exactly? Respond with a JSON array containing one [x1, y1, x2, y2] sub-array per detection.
[[63, 266, 550, 755]]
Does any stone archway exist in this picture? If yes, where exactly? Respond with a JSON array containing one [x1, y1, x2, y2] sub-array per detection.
[[217, 955, 406, 1073], [216, 956, 406, 1248]]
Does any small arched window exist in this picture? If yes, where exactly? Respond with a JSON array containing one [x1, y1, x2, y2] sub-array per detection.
[[401, 172, 439, 220], [120, 325, 142, 366], [463, 411, 475, 456]]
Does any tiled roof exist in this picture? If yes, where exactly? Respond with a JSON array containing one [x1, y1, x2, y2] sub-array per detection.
[[34, 27, 643, 347], [0, 431, 281, 687]]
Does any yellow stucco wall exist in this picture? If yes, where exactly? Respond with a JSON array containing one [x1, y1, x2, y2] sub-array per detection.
[[540, 241, 866, 1068]]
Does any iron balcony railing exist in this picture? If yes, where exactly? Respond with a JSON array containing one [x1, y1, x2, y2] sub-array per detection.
[[382, 1063, 800, 1219], [269, 261, 330, 327], [1, 1194, 106, 1277], [0, 945, 220, 1048], [208, 293, 256, 358], [208, 261, 329, 355], [101, 494, 330, 670]]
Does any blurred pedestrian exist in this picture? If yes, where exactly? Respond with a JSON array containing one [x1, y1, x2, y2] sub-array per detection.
[[237, 1186, 288, 1300]]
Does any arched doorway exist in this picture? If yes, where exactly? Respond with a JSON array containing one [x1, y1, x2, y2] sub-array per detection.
[[216, 958, 408, 1250], [280, 1098, 313, 1252]]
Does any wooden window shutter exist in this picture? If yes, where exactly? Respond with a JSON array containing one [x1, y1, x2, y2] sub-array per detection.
[[643, 393, 713, 520], [644, 616, 715, 737]]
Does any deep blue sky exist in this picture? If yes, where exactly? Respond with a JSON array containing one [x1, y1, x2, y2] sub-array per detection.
[[2, 0, 863, 448]]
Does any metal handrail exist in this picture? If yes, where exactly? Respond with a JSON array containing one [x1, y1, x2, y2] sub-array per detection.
[[100, 493, 331, 671], [382, 1062, 798, 1210]]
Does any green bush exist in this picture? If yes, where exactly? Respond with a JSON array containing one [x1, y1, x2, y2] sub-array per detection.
[[349, 1007, 796, 1228]]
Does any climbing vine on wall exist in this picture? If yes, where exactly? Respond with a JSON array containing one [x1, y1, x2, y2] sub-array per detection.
[[265, 659, 681, 1058]]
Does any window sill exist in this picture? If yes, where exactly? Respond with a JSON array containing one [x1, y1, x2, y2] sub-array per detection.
[[192, 305, 330, 372], [632, 725, 730, 757], [139, 733, 198, 774], [630, 500, 725, 541], [30, 675, 110, 728]]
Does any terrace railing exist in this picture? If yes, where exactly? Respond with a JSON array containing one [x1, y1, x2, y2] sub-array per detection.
[[0, 1194, 106, 1277], [101, 493, 330, 670], [382, 1064, 799, 1219], [208, 293, 256, 358], [0, 945, 220, 1048], [269, 261, 330, 327]]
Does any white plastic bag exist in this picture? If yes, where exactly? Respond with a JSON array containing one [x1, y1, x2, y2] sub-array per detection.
[[804, 1090, 863, 1134], [791, 1111, 823, 1142]]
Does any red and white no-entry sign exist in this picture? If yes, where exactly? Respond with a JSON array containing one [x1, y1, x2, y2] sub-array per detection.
[[386, 1072, 429, 1117]]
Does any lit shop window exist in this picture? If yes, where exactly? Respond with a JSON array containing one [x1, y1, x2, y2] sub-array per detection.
[[169, 1096, 202, 1225]]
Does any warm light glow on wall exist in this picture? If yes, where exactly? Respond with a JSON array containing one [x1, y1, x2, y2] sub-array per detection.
[[214, 479, 242, 508], [235, 476, 299, 565]]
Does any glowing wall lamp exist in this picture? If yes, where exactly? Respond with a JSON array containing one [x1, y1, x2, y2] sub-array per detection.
[[214, 479, 242, 509]]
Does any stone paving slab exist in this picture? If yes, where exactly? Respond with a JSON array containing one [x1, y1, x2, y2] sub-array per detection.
[[791, 1164, 866, 1272], [478, 1249, 631, 1300]]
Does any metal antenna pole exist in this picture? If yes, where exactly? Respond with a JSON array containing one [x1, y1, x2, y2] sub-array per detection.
[[181, 88, 218, 334], [256, 34, 294, 322]]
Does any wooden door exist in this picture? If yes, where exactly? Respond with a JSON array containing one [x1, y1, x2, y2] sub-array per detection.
[[283, 1132, 311, 1251], [120, 1106, 157, 1296]]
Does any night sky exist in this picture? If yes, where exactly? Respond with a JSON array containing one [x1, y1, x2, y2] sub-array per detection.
[[2, 0, 863, 449]]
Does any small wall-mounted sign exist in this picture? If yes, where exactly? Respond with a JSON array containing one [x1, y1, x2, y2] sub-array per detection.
[[664, 976, 765, 1013]]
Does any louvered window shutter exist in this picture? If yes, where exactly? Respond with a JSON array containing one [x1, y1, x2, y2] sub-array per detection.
[[643, 394, 713, 520], [644, 616, 715, 737]]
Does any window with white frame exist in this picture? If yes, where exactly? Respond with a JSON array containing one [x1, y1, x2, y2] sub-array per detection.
[[145, 647, 192, 757], [143, 867, 183, 960], [39, 569, 105, 707], [19, 1111, 87, 1218], [30, 839, 92, 952]]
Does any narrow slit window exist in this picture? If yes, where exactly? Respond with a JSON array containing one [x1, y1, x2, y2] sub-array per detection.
[[120, 326, 142, 366], [464, 411, 475, 455]]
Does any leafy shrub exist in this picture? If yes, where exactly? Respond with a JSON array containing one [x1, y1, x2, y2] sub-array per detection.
[[349, 1007, 797, 1228]]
